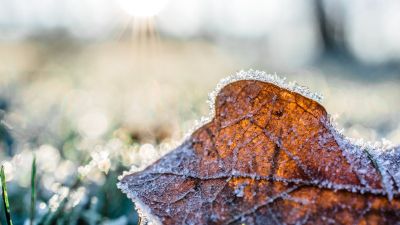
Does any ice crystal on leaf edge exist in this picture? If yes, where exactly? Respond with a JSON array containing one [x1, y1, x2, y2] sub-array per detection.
[[117, 69, 400, 224]]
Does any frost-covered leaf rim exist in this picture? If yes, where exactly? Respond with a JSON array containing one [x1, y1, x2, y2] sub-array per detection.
[[117, 69, 399, 224]]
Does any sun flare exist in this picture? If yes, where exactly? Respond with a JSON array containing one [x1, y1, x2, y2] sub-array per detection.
[[117, 0, 169, 18]]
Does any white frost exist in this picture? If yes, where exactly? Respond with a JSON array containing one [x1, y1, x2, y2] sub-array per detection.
[[189, 69, 323, 133], [117, 181, 162, 225], [201, 69, 399, 200], [326, 115, 399, 200], [119, 69, 400, 210]]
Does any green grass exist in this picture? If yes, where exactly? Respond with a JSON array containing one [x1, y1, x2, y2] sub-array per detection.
[[1, 165, 13, 225], [30, 156, 36, 225]]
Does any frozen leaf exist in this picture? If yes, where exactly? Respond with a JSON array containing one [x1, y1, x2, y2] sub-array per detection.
[[118, 71, 400, 224]]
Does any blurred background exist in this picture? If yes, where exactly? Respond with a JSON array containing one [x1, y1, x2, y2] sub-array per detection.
[[0, 0, 400, 224]]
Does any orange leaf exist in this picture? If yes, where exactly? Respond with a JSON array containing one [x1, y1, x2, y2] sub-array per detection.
[[119, 72, 400, 224]]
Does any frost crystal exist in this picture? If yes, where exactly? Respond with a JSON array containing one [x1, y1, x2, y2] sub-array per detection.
[[118, 70, 400, 224], [208, 69, 323, 110], [191, 69, 323, 133], [117, 181, 162, 225]]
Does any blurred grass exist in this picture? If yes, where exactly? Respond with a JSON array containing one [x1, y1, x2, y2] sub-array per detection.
[[1, 165, 13, 225], [0, 38, 399, 225], [30, 156, 36, 225]]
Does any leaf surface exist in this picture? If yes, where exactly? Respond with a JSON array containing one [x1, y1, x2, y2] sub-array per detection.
[[119, 78, 400, 225]]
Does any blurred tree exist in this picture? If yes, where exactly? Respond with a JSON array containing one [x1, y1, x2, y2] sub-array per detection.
[[314, 0, 348, 56]]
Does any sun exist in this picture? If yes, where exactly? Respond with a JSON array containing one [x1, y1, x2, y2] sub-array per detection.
[[117, 0, 169, 18]]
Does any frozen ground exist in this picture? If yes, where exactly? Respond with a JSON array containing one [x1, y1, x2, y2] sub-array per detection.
[[0, 39, 399, 224]]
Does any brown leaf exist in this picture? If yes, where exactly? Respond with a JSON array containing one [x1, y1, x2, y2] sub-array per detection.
[[119, 77, 400, 225]]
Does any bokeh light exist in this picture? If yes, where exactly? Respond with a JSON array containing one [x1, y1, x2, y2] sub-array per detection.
[[0, 1, 400, 224]]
